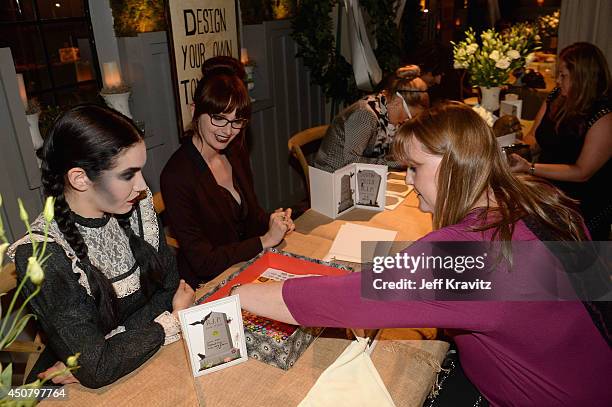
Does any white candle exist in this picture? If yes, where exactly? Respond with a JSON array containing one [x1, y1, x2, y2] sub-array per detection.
[[16, 73, 28, 109], [102, 61, 122, 88], [240, 48, 249, 65]]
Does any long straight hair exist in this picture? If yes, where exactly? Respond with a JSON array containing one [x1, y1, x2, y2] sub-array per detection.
[[40, 104, 163, 333], [392, 102, 588, 246], [551, 42, 611, 130]]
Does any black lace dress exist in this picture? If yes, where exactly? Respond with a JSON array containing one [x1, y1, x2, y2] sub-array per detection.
[[7, 190, 180, 388]]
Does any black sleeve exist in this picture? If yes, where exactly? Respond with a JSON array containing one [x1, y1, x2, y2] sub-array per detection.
[[161, 169, 263, 282], [14, 243, 165, 389], [122, 217, 179, 329]]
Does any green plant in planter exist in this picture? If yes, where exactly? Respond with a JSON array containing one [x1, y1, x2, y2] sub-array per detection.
[[0, 196, 80, 405], [109, 0, 166, 37]]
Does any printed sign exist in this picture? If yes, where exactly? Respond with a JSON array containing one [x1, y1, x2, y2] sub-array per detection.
[[166, 0, 240, 133]]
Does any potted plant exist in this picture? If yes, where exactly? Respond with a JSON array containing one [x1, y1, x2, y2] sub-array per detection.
[[452, 25, 541, 112]]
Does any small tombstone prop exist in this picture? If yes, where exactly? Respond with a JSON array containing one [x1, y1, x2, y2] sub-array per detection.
[[191, 311, 241, 371], [357, 170, 381, 207], [337, 173, 355, 214]]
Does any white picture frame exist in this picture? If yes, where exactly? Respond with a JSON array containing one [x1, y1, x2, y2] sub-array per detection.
[[178, 295, 248, 377]]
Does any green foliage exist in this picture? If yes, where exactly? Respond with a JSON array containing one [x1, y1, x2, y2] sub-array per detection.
[[0, 197, 80, 404], [292, 0, 402, 106], [109, 0, 166, 37]]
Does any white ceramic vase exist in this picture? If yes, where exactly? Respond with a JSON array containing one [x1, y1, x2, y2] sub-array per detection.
[[100, 91, 132, 119], [480, 86, 501, 112]]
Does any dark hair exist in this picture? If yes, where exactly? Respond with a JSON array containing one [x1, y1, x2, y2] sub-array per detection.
[[190, 57, 251, 138], [201, 55, 246, 80], [40, 104, 163, 333]]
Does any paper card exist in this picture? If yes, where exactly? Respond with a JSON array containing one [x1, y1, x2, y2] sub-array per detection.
[[354, 164, 387, 211], [310, 163, 387, 219], [500, 100, 523, 120], [324, 222, 397, 263], [179, 296, 248, 377]]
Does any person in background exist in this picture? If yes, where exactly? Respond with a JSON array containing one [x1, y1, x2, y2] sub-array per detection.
[[161, 57, 295, 289], [511, 42, 611, 240], [312, 65, 429, 172], [8, 105, 194, 388], [232, 102, 611, 406]]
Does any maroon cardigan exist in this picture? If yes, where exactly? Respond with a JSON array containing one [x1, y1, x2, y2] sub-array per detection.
[[160, 137, 269, 288]]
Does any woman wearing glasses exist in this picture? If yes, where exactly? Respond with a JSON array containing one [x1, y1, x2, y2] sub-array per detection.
[[161, 57, 294, 288], [313, 65, 429, 172]]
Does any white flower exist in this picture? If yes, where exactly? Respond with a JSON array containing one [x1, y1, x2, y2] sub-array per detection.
[[507, 50, 520, 60], [26, 256, 44, 285], [454, 61, 468, 69], [472, 106, 496, 127], [466, 44, 478, 55], [535, 35, 541, 41], [525, 53, 535, 64], [495, 57, 511, 69], [489, 50, 501, 61]]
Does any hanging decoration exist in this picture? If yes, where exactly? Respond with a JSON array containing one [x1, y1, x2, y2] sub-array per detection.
[[291, 0, 400, 106]]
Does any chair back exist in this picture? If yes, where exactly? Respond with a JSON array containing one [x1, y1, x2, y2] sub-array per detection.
[[152, 192, 179, 249], [287, 125, 329, 192]]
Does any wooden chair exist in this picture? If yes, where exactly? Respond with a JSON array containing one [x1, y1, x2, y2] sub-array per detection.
[[0, 262, 45, 384], [152, 192, 180, 249], [287, 125, 329, 192]]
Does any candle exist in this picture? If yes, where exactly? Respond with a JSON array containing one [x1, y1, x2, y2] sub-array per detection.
[[16, 73, 28, 109], [102, 61, 122, 89], [240, 48, 249, 65]]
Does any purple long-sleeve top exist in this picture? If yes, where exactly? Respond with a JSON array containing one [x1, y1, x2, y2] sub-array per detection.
[[283, 213, 612, 406]]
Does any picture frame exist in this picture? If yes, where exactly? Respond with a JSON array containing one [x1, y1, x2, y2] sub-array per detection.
[[179, 295, 248, 377]]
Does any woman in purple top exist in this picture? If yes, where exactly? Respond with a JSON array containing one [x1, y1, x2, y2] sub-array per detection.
[[233, 103, 611, 406]]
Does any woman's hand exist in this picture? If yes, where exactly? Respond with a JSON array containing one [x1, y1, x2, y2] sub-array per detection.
[[172, 279, 195, 317], [260, 208, 295, 249], [38, 361, 80, 385], [509, 154, 531, 173]]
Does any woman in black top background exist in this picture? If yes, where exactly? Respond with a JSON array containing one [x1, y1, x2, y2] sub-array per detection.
[[511, 42, 611, 240]]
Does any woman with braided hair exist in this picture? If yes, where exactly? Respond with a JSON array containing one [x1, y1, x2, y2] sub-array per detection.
[[7, 104, 194, 388]]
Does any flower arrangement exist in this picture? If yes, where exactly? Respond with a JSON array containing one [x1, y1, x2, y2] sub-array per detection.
[[452, 26, 541, 88], [536, 10, 560, 39], [472, 105, 496, 127], [0, 196, 80, 405]]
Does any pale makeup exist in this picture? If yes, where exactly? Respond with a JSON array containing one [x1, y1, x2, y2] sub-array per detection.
[[90, 141, 148, 216]]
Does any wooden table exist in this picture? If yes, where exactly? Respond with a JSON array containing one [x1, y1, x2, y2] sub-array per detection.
[[41, 193, 449, 407]]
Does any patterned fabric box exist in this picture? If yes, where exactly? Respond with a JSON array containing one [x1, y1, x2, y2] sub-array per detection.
[[196, 249, 351, 370]]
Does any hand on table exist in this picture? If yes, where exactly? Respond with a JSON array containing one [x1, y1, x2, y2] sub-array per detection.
[[261, 208, 295, 249], [38, 361, 79, 385], [172, 279, 195, 318]]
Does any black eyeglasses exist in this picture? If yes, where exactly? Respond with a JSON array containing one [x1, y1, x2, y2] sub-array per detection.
[[209, 114, 249, 130]]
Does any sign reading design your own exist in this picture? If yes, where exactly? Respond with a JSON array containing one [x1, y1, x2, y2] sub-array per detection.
[[167, 0, 239, 131]]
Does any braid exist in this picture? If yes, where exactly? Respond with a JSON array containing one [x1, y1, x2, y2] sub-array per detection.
[[41, 158, 119, 333], [116, 214, 163, 299]]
